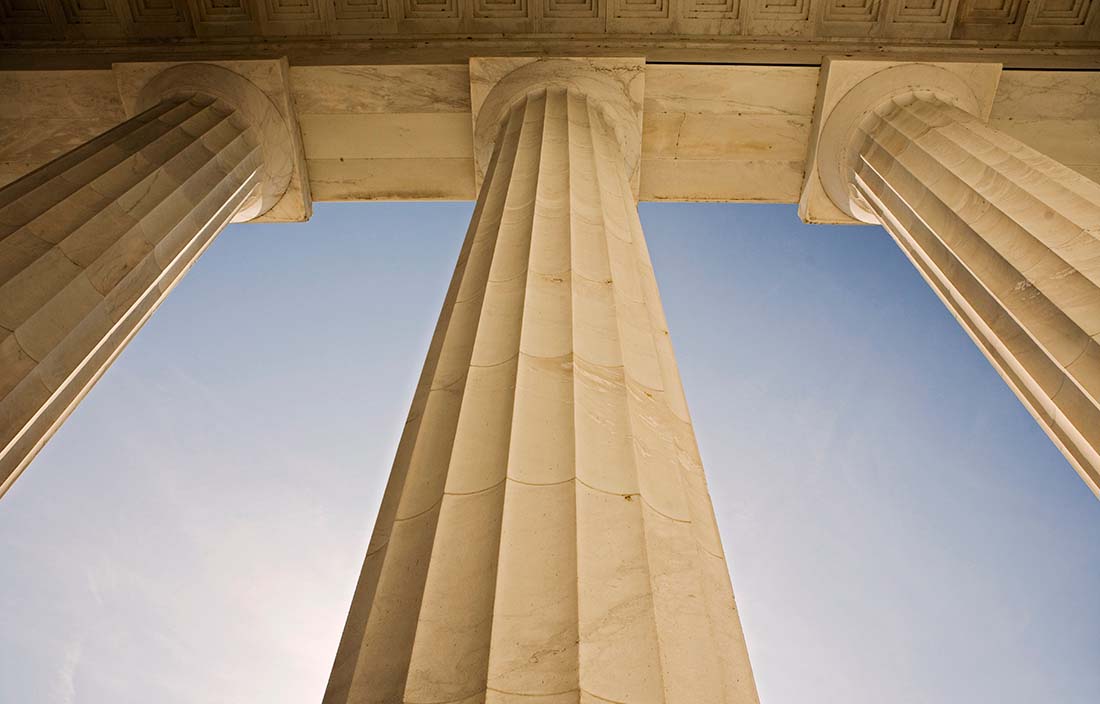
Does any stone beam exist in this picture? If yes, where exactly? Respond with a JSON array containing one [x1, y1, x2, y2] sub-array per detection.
[[5, 64, 1099, 205]]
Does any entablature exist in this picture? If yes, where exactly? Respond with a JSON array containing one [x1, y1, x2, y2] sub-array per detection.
[[1, 58, 1098, 216]]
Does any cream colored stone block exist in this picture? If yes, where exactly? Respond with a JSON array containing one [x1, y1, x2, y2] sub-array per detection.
[[0, 248, 79, 331], [571, 275, 622, 368], [3, 65, 1100, 204], [574, 359, 637, 496], [346, 506, 440, 704], [36, 302, 114, 392], [576, 482, 664, 704], [0, 329, 35, 400], [508, 354, 574, 485], [602, 235, 644, 303], [697, 549, 758, 701], [446, 360, 518, 492], [618, 300, 665, 391], [640, 159, 805, 203], [457, 228, 505, 303], [0, 371, 51, 452], [628, 386, 691, 522], [1069, 165, 1100, 185], [404, 485, 505, 704], [392, 386, 464, 520], [300, 113, 473, 160], [431, 296, 486, 389], [81, 224, 155, 296], [15, 274, 103, 361], [641, 502, 728, 701], [306, 158, 476, 201], [680, 467, 727, 558], [469, 277, 525, 368], [519, 273, 572, 358], [289, 65, 472, 115], [56, 205, 140, 268], [24, 186, 112, 245], [644, 65, 818, 116], [992, 70, 1100, 120], [488, 480, 579, 696], [643, 113, 811, 161]]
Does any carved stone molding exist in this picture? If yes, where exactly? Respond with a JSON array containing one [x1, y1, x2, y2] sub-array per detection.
[[798, 58, 1001, 224], [469, 57, 645, 195], [113, 59, 312, 222]]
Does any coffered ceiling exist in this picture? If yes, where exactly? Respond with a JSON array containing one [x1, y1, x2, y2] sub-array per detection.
[[2, 0, 1098, 68]]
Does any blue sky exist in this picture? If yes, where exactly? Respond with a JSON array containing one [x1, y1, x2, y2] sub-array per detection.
[[0, 202, 1097, 704]]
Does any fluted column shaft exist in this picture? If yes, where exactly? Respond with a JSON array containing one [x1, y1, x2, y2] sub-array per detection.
[[324, 87, 758, 704], [0, 92, 264, 496], [851, 94, 1100, 497]]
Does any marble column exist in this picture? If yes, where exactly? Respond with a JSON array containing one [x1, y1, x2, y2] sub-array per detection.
[[324, 64, 759, 704], [823, 69, 1100, 499], [0, 63, 293, 497]]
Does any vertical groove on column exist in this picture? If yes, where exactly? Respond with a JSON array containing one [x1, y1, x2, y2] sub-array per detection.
[[566, 89, 637, 704], [0, 94, 262, 496], [579, 95, 667, 704], [487, 87, 581, 704], [593, 100, 758, 703], [613, 107, 757, 703], [328, 101, 524, 703], [402, 90, 548, 704], [852, 94, 1100, 495]]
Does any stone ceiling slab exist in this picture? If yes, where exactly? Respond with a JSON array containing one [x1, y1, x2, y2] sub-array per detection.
[[0, 63, 1098, 205], [1, 0, 1098, 69]]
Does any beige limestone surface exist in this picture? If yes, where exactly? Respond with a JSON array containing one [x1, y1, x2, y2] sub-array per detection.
[[2, 65, 1099, 207], [292, 64, 476, 201]]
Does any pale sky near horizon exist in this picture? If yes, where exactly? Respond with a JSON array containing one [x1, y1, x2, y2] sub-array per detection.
[[0, 202, 1097, 704]]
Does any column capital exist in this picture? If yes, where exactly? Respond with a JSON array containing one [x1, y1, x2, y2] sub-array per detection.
[[113, 59, 312, 223], [798, 58, 1002, 225], [469, 57, 645, 196]]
